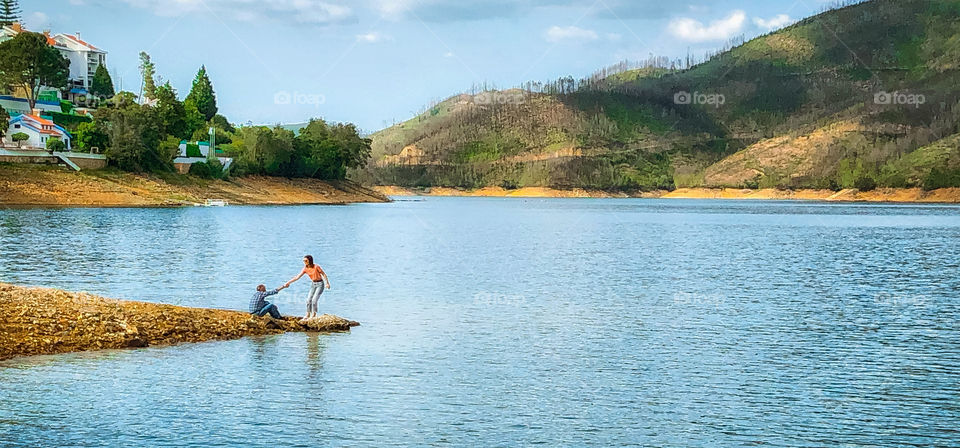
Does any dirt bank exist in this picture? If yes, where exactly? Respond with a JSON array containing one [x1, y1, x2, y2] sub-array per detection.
[[0, 283, 359, 361], [0, 164, 389, 207], [373, 185, 960, 203]]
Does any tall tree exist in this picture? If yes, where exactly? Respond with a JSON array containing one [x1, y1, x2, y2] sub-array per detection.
[[153, 82, 188, 139], [90, 64, 115, 98], [0, 107, 9, 140], [0, 32, 69, 109], [0, 0, 20, 26], [185, 65, 217, 121], [138, 51, 156, 101]]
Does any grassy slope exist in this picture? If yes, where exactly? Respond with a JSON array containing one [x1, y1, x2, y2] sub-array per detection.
[[366, 0, 960, 190]]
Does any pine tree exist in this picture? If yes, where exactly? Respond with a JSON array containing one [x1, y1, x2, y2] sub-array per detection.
[[0, 0, 20, 26], [185, 65, 218, 121], [138, 51, 156, 100], [90, 64, 115, 98]]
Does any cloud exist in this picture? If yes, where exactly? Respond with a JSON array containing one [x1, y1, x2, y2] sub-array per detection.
[[356, 31, 391, 43], [26, 12, 50, 29], [753, 14, 794, 31], [375, 0, 709, 22], [668, 10, 746, 42], [121, 0, 355, 25], [545, 25, 599, 43]]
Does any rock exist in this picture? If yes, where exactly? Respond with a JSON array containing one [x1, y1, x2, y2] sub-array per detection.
[[0, 283, 359, 360]]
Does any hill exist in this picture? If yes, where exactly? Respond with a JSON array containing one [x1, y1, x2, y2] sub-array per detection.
[[361, 0, 960, 191]]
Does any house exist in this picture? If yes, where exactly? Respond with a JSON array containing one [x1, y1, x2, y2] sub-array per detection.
[[52, 32, 107, 101], [0, 24, 108, 105], [3, 114, 72, 150], [173, 141, 233, 174]]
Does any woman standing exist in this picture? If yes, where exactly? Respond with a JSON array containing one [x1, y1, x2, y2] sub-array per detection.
[[285, 255, 331, 321]]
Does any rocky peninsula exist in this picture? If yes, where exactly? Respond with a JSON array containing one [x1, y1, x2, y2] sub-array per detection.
[[0, 283, 359, 361]]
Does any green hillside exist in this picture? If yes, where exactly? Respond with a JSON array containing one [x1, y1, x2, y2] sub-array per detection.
[[360, 0, 960, 191]]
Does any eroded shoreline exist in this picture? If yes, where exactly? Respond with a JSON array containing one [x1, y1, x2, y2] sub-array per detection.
[[0, 283, 359, 361], [373, 185, 960, 203], [0, 165, 389, 207]]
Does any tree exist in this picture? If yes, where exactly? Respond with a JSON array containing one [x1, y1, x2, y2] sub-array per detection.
[[90, 64, 115, 98], [0, 107, 8, 140], [74, 121, 108, 153], [289, 119, 372, 179], [95, 100, 166, 171], [0, 32, 69, 109], [46, 137, 65, 152], [154, 82, 188, 139], [11, 132, 28, 147], [0, 0, 20, 26], [210, 114, 235, 133], [185, 65, 217, 121], [111, 91, 138, 106], [183, 97, 206, 137], [138, 52, 156, 101]]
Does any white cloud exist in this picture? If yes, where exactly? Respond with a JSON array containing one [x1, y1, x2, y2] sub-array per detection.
[[376, 0, 416, 20], [668, 10, 746, 42], [356, 31, 391, 43], [753, 14, 794, 31], [26, 12, 50, 29], [443, 51, 455, 58], [120, 0, 354, 25], [545, 25, 599, 43]]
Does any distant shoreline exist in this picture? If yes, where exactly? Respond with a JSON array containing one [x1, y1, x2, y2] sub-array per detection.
[[373, 185, 960, 204], [0, 164, 390, 207]]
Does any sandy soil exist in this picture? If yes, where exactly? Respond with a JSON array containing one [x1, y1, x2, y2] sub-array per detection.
[[0, 164, 389, 207], [374, 185, 960, 203], [0, 283, 359, 361]]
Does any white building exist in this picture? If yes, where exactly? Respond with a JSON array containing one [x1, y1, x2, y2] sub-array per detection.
[[0, 24, 107, 104], [52, 32, 107, 94], [3, 114, 72, 150]]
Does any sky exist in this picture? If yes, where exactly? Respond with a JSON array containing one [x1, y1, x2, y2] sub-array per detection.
[[23, 0, 838, 132]]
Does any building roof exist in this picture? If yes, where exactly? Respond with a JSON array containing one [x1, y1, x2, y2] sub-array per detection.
[[10, 114, 71, 139], [1, 24, 58, 46], [55, 33, 103, 52]]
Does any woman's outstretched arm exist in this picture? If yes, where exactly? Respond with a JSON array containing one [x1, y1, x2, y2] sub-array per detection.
[[285, 272, 305, 287]]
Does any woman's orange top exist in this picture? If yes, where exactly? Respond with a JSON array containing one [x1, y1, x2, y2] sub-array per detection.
[[302, 265, 324, 282]]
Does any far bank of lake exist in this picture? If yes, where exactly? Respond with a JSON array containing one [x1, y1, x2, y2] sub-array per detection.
[[373, 185, 960, 203]]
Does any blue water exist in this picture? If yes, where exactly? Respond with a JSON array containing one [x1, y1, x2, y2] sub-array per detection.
[[1, 198, 959, 447]]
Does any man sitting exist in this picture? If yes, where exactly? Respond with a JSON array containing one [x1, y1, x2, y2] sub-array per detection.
[[250, 284, 287, 319]]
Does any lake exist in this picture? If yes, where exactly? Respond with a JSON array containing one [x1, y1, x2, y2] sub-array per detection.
[[1, 198, 959, 446]]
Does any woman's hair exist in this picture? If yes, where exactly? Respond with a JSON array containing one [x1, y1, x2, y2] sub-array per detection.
[[304, 255, 314, 267]]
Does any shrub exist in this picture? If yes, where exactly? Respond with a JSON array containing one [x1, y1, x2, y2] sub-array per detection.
[[854, 176, 877, 192], [185, 143, 202, 158], [923, 167, 960, 190], [49, 112, 92, 132], [11, 132, 29, 147], [46, 137, 66, 152], [188, 159, 226, 179]]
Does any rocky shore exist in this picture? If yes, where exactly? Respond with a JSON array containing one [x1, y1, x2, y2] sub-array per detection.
[[0, 283, 359, 361]]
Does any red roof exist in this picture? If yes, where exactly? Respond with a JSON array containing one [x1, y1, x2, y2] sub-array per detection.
[[26, 114, 55, 126], [60, 33, 99, 51]]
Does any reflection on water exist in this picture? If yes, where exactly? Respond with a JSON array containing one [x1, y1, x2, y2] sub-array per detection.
[[1, 199, 960, 446]]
